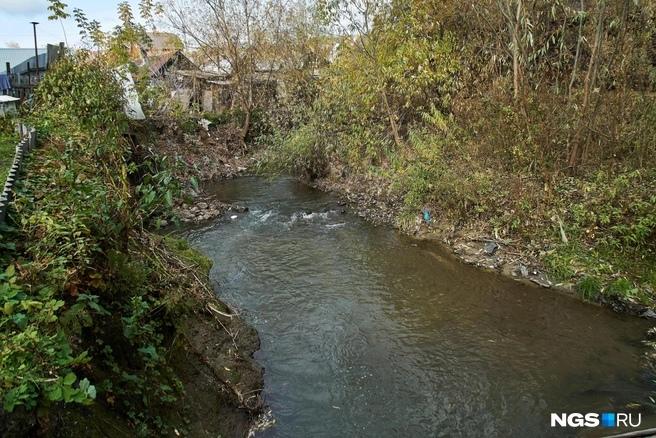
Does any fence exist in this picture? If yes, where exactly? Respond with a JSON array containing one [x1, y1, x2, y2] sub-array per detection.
[[0, 125, 36, 222]]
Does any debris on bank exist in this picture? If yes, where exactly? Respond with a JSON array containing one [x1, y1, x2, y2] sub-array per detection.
[[137, 117, 253, 182], [312, 172, 655, 318]]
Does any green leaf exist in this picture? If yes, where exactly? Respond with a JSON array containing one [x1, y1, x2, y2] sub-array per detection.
[[79, 377, 90, 391], [138, 345, 158, 360], [47, 385, 63, 401], [11, 313, 27, 329], [62, 385, 75, 402], [190, 176, 199, 191], [63, 372, 77, 386]]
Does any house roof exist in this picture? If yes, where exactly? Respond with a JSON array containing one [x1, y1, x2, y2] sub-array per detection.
[[146, 32, 182, 55], [149, 52, 176, 75], [0, 48, 46, 71], [148, 50, 197, 76]]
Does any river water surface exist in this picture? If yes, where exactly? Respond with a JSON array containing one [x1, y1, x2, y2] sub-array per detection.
[[187, 177, 655, 437]]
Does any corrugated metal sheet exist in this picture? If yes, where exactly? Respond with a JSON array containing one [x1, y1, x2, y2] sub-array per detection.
[[0, 48, 46, 71], [11, 53, 47, 75]]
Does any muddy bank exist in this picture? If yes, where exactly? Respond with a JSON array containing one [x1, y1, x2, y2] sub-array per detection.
[[0, 247, 262, 438], [157, 237, 264, 437], [312, 173, 656, 318], [2, 326, 261, 438], [312, 174, 550, 281], [6, 304, 262, 438], [165, 303, 263, 437]]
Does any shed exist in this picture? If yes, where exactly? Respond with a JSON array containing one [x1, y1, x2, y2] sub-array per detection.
[[0, 95, 19, 116]]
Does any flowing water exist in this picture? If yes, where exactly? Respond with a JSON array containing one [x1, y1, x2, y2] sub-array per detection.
[[187, 176, 655, 437]]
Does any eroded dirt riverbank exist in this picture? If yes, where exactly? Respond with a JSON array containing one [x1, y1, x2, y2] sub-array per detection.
[[48, 304, 262, 438]]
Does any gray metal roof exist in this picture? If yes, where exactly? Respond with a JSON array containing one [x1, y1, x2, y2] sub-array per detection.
[[11, 53, 47, 75], [0, 48, 46, 71]]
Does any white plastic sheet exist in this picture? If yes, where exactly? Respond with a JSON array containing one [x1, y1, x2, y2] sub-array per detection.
[[114, 66, 146, 120]]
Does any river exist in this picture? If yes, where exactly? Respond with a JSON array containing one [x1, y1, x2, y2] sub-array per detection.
[[186, 176, 655, 438]]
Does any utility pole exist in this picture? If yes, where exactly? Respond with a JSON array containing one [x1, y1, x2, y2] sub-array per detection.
[[30, 22, 39, 84]]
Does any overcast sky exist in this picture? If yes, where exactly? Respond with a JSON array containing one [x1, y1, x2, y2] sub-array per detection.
[[0, 0, 148, 48]]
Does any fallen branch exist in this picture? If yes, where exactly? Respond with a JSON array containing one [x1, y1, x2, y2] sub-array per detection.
[[207, 303, 234, 319]]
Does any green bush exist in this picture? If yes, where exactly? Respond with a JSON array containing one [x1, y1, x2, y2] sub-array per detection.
[[29, 53, 126, 141], [390, 126, 495, 222], [557, 170, 656, 251], [1, 53, 187, 434], [260, 123, 330, 179], [132, 154, 180, 227]]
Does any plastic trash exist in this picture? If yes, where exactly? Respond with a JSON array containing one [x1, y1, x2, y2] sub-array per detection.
[[422, 208, 431, 223]]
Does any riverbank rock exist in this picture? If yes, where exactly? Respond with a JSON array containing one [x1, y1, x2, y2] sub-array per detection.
[[642, 309, 656, 319], [484, 241, 499, 255], [175, 199, 249, 224], [313, 175, 402, 226]]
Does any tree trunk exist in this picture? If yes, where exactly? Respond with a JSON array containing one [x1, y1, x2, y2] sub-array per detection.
[[568, 0, 585, 100], [581, 2, 605, 112], [241, 108, 251, 145], [381, 90, 403, 148], [512, 0, 523, 100], [568, 0, 605, 169], [240, 80, 253, 146]]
